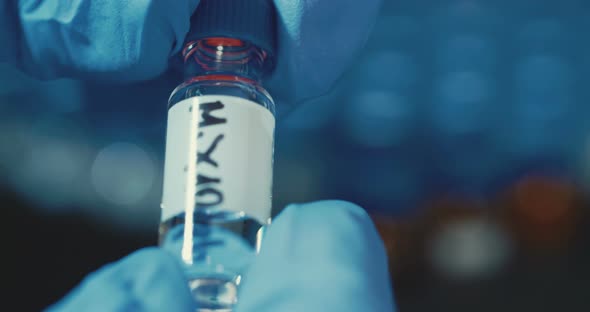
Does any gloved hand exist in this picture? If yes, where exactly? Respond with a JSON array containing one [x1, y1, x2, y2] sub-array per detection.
[[45, 248, 196, 311], [236, 200, 395, 312], [2, 0, 381, 104], [47, 201, 395, 312]]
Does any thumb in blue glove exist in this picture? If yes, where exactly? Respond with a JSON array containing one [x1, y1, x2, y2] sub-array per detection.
[[237, 200, 395, 312]]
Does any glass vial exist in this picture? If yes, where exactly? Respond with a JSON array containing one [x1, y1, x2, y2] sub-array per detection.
[[158, 0, 277, 310]]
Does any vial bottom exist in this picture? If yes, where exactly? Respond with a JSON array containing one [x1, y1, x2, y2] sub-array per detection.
[[159, 212, 266, 311], [190, 277, 238, 311]]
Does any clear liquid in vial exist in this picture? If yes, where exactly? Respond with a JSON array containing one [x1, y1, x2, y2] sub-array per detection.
[[159, 212, 265, 310]]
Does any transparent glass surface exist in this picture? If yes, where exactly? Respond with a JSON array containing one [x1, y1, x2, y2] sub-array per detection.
[[160, 37, 275, 311]]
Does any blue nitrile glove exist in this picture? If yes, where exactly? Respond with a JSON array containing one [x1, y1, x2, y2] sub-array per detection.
[[1, 0, 381, 104], [237, 201, 395, 312], [8, 0, 202, 82], [268, 0, 382, 105], [48, 201, 395, 312], [45, 248, 197, 312]]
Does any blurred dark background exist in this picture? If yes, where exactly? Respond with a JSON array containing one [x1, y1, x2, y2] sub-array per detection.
[[3, 0, 590, 311]]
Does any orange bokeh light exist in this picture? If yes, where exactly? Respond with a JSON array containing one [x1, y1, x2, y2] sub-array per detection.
[[506, 174, 579, 251], [513, 175, 575, 226]]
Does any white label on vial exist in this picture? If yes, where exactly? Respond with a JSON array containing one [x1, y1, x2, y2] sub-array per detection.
[[161, 95, 275, 225]]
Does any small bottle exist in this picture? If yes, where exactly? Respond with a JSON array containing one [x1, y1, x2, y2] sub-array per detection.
[[158, 0, 276, 310]]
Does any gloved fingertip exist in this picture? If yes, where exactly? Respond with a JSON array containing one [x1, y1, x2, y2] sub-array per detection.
[[256, 200, 390, 279], [292, 199, 374, 224], [238, 200, 395, 312], [272, 200, 384, 254], [280, 200, 372, 224]]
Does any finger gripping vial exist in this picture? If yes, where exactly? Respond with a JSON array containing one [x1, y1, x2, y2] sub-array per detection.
[[158, 0, 277, 310]]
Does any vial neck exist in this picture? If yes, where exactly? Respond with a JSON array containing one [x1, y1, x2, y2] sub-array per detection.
[[183, 74, 257, 85], [182, 38, 271, 84]]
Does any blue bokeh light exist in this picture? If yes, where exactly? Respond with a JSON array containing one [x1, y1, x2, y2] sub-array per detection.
[[343, 91, 414, 148], [91, 142, 156, 206]]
